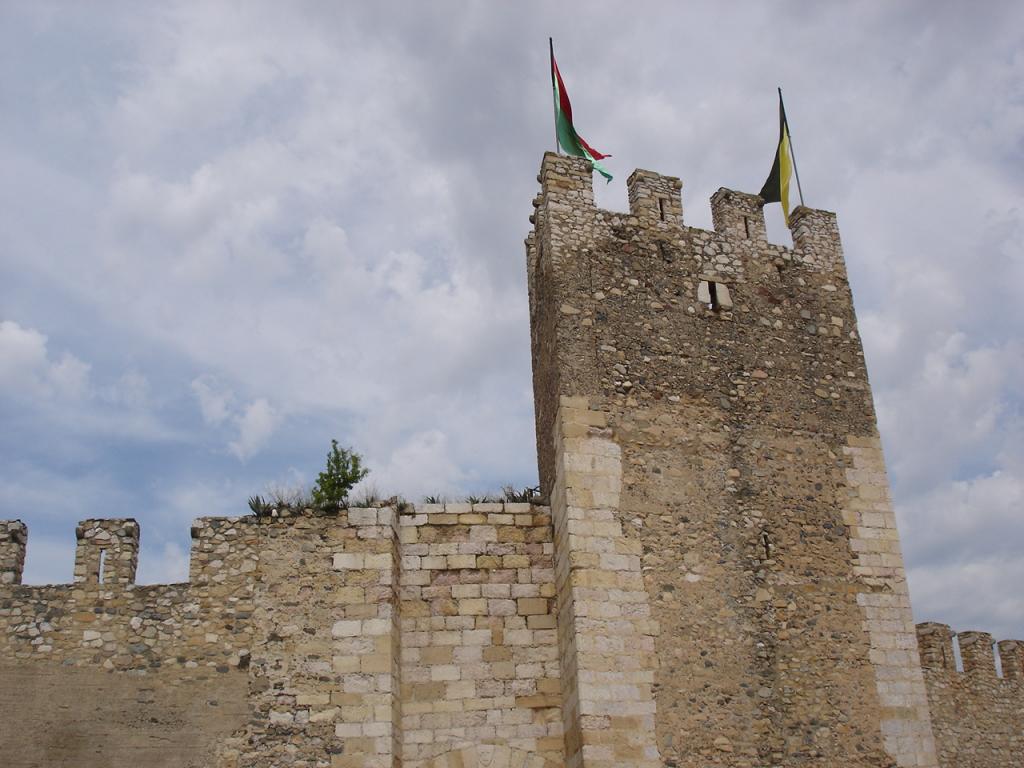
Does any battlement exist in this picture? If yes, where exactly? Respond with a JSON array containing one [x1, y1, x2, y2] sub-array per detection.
[[710, 187, 767, 243], [532, 153, 842, 273], [916, 622, 1024, 682], [0, 503, 563, 767], [626, 167, 683, 227], [73, 517, 139, 585], [915, 622, 1023, 766], [0, 520, 26, 584], [4, 505, 551, 590]]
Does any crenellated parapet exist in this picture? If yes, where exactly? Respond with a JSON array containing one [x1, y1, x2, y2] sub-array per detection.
[[74, 518, 139, 585], [0, 520, 26, 585], [0, 502, 565, 768], [997, 639, 1024, 681], [916, 621, 955, 671], [188, 515, 260, 585], [915, 622, 1024, 768], [915, 622, 1024, 684], [626, 167, 683, 227], [710, 187, 767, 244]]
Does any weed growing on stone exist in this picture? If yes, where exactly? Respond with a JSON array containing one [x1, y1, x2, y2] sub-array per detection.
[[311, 440, 369, 509]]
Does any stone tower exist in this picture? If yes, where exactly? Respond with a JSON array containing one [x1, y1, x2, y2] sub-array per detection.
[[525, 153, 938, 768]]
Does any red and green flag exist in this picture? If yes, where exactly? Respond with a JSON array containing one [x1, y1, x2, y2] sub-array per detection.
[[550, 39, 612, 182]]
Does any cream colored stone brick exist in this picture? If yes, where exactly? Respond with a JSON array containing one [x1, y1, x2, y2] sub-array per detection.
[[361, 618, 390, 636], [363, 553, 392, 569], [446, 680, 476, 699], [332, 620, 362, 638], [333, 553, 365, 570], [457, 598, 487, 615]]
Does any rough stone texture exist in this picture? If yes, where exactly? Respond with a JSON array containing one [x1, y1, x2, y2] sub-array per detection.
[[0, 663, 249, 767], [74, 518, 140, 585], [916, 623, 1024, 767], [525, 153, 939, 767], [0, 515, 257, 768], [0, 519, 27, 585], [0, 152, 1017, 767]]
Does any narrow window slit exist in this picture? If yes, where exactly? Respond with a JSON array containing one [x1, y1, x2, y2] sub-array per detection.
[[658, 198, 667, 221], [760, 532, 772, 560], [98, 548, 107, 584], [743, 216, 751, 239], [698, 280, 732, 312]]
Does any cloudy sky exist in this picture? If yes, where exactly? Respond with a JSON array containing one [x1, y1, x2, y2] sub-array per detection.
[[1, 2, 1021, 641]]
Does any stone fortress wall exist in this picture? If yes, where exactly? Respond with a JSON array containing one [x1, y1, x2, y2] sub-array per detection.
[[0, 506, 562, 768], [915, 622, 1023, 768], [0, 154, 1020, 768]]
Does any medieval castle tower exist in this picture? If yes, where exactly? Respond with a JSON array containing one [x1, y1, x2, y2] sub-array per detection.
[[0, 153, 1019, 767]]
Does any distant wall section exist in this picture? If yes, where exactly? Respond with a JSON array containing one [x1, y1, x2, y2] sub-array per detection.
[[916, 623, 1024, 768]]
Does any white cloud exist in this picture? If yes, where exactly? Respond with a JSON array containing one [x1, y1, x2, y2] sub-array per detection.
[[0, 462, 132, 523], [874, 335, 1021, 494], [191, 375, 233, 426], [354, 430, 466, 501], [365, 430, 466, 502], [229, 398, 279, 460], [0, 320, 90, 400], [0, 320, 49, 382]]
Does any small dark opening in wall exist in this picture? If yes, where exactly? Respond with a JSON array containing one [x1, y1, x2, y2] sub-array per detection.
[[98, 548, 107, 584], [776, 263, 785, 278], [658, 198, 667, 221], [698, 279, 731, 312], [760, 532, 772, 560], [743, 216, 751, 239]]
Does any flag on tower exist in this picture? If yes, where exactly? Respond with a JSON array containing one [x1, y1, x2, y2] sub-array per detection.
[[760, 89, 796, 224], [549, 39, 613, 182]]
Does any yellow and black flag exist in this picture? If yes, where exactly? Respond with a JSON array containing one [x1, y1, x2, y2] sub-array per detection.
[[760, 88, 797, 225]]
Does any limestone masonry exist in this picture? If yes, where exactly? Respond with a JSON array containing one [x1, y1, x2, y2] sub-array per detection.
[[0, 153, 1019, 767]]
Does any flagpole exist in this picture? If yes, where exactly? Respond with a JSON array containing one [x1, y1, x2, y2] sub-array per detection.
[[550, 38, 559, 155], [779, 87, 805, 208]]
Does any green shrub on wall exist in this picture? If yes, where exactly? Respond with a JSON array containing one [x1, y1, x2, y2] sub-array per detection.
[[311, 440, 369, 509]]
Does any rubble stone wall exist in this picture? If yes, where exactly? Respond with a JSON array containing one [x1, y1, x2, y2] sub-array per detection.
[[0, 515, 258, 768], [916, 623, 1024, 768], [526, 153, 938, 767], [0, 505, 563, 768]]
